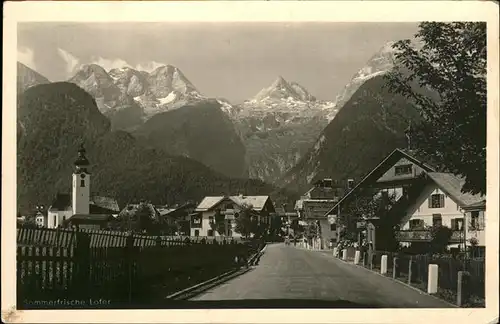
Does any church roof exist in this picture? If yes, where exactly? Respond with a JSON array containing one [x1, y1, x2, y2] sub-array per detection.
[[49, 193, 72, 210], [74, 143, 90, 166], [69, 214, 115, 222]]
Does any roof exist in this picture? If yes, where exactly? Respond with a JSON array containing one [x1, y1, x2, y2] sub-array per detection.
[[69, 214, 114, 222], [426, 172, 485, 207], [230, 195, 270, 211], [195, 197, 226, 211], [324, 148, 437, 216], [90, 196, 120, 213], [195, 195, 271, 212], [49, 193, 72, 210], [462, 200, 486, 210]]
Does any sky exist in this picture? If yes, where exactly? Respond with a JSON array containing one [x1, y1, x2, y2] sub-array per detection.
[[17, 22, 418, 102]]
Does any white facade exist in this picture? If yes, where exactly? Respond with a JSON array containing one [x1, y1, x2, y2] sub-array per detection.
[[47, 208, 73, 228], [35, 212, 47, 227], [399, 184, 467, 248], [465, 209, 486, 246], [72, 172, 90, 215], [190, 209, 243, 238]]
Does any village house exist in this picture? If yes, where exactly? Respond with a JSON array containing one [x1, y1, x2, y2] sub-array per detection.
[[294, 178, 344, 249], [324, 147, 486, 254], [396, 172, 485, 252], [34, 206, 48, 228], [47, 143, 120, 229], [325, 148, 438, 250], [190, 195, 275, 237], [159, 202, 196, 235]]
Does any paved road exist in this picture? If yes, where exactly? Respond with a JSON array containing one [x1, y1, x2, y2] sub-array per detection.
[[191, 243, 454, 308]]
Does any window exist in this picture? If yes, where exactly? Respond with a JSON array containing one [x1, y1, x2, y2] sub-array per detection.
[[207, 229, 214, 237], [432, 214, 443, 227], [225, 203, 233, 210], [235, 212, 240, 219], [330, 224, 336, 231], [80, 179, 85, 187], [62, 215, 66, 222], [451, 218, 464, 231], [208, 216, 214, 224], [194, 230, 200, 237], [53, 215, 57, 227], [395, 164, 413, 176], [470, 211, 483, 230], [409, 219, 424, 230], [429, 194, 445, 208]]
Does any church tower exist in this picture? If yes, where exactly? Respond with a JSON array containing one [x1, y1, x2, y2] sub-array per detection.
[[72, 142, 90, 215]]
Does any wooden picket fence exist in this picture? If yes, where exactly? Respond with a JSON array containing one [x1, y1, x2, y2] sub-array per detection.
[[17, 228, 262, 308], [17, 227, 246, 248]]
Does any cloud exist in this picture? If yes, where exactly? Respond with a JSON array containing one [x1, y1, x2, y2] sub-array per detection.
[[90, 57, 166, 73], [90, 56, 132, 72], [17, 47, 37, 70], [135, 61, 166, 72], [57, 48, 80, 76]]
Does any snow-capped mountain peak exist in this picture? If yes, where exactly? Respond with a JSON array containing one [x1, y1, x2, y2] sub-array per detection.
[[253, 76, 303, 102]]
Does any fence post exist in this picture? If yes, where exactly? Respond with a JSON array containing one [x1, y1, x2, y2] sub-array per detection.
[[393, 257, 399, 279], [427, 264, 439, 294], [354, 251, 360, 265], [457, 271, 470, 307], [333, 247, 338, 257], [74, 230, 91, 299], [362, 252, 366, 267], [342, 249, 347, 261], [370, 254, 374, 270], [408, 258, 413, 285], [381, 255, 388, 275], [126, 233, 135, 304]]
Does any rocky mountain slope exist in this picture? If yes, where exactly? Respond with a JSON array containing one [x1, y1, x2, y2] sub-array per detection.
[[280, 70, 426, 194], [67, 64, 204, 130], [132, 99, 247, 179], [17, 62, 50, 94], [227, 76, 337, 184], [278, 41, 432, 194], [17, 82, 294, 213]]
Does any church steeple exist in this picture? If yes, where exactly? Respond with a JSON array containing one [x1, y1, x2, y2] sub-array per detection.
[[72, 142, 90, 215], [74, 142, 90, 174]]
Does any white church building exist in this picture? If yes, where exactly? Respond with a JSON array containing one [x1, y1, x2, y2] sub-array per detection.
[[46, 143, 120, 229]]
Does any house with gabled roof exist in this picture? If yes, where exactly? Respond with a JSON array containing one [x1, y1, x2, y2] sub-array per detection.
[[324, 148, 439, 249], [294, 178, 344, 249], [191, 195, 275, 237], [396, 172, 485, 251], [323, 147, 486, 253]]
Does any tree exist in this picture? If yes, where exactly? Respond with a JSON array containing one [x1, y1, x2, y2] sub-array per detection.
[[429, 224, 453, 254], [385, 22, 486, 195], [234, 203, 255, 238], [210, 208, 226, 236]]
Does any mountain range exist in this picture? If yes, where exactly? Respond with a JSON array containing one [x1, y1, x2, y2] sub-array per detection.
[[16, 40, 430, 203], [16, 82, 293, 214]]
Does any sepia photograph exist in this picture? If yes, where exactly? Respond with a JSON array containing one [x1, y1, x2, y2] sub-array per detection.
[[2, 1, 499, 323]]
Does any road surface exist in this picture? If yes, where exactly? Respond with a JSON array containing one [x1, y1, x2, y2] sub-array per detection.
[[191, 243, 454, 308]]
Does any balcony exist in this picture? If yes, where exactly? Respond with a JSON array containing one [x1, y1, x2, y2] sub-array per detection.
[[396, 230, 465, 243]]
